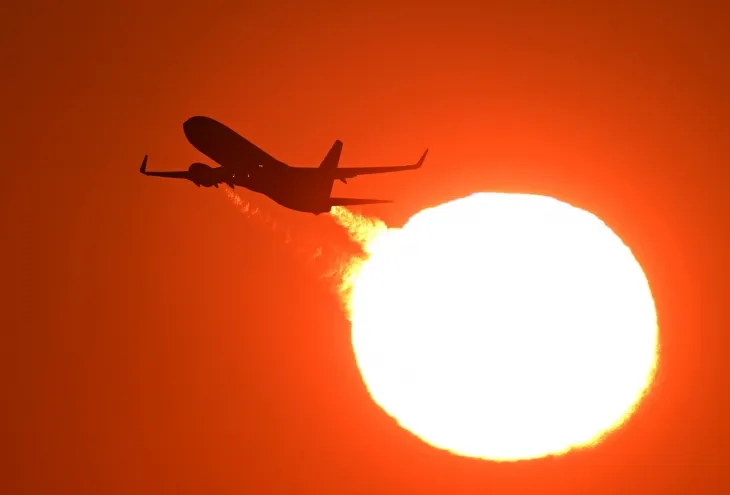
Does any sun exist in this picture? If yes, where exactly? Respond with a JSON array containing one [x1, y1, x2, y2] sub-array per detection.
[[332, 193, 659, 461]]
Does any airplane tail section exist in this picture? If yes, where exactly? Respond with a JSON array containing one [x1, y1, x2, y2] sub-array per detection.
[[328, 197, 393, 207], [319, 140, 343, 170], [320, 140, 344, 197]]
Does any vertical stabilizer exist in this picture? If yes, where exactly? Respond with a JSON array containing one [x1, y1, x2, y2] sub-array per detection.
[[319, 140, 343, 170]]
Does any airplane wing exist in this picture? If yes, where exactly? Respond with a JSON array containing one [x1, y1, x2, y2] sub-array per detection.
[[329, 197, 393, 207], [139, 155, 189, 179], [332, 149, 428, 183]]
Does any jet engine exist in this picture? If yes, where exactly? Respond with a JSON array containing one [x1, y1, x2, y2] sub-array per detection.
[[187, 162, 219, 187]]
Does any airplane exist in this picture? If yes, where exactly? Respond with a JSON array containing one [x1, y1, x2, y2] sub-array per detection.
[[140, 116, 428, 215]]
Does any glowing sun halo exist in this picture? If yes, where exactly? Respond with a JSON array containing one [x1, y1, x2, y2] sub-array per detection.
[[333, 193, 659, 461]]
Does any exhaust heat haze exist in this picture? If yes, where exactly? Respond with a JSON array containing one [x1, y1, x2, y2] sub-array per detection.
[[330, 193, 659, 461]]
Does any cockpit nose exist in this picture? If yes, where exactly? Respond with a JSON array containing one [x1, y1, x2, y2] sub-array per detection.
[[182, 116, 241, 165], [182, 116, 210, 141]]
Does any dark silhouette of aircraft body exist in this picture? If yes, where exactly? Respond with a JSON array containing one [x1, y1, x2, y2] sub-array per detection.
[[140, 116, 427, 214]]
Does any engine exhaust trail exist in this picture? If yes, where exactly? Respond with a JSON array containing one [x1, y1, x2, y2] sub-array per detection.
[[221, 189, 393, 320], [222, 187, 338, 269], [224, 186, 268, 222], [328, 206, 394, 320], [329, 206, 388, 251]]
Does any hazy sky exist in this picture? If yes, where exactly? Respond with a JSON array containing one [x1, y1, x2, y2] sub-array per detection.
[[3, 1, 729, 493]]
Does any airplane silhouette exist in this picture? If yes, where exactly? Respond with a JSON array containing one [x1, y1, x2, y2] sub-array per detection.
[[140, 116, 428, 215]]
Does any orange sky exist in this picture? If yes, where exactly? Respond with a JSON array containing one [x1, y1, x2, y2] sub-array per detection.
[[3, 1, 729, 493]]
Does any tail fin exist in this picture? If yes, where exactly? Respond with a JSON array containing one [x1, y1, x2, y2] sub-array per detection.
[[319, 140, 343, 170], [320, 140, 343, 197]]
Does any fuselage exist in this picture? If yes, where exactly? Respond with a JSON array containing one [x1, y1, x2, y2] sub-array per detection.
[[183, 116, 333, 214]]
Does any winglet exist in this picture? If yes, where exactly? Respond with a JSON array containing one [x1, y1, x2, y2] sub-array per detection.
[[415, 149, 428, 168], [140, 155, 148, 174]]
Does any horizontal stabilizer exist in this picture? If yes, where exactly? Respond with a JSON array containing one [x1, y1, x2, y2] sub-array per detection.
[[329, 197, 393, 207]]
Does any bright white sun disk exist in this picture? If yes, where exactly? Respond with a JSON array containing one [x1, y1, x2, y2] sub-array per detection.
[[348, 193, 658, 460]]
